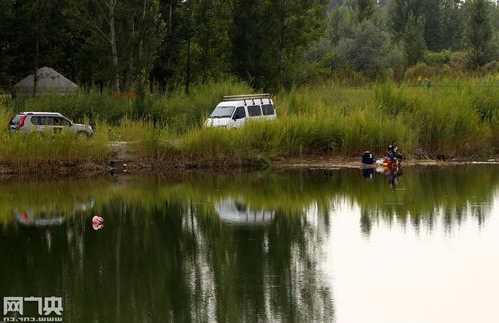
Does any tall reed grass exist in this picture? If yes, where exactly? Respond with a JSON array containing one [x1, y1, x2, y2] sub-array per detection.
[[146, 80, 253, 133], [375, 80, 499, 156], [5, 78, 499, 164], [171, 112, 414, 161], [145, 79, 499, 161], [13, 91, 133, 124], [12, 79, 252, 133]]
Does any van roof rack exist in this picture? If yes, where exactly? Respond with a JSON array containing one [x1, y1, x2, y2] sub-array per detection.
[[223, 93, 272, 102]]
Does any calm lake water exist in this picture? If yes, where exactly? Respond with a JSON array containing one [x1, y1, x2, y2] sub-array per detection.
[[1, 166, 499, 323]]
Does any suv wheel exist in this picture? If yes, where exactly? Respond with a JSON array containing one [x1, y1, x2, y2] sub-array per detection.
[[77, 131, 90, 139]]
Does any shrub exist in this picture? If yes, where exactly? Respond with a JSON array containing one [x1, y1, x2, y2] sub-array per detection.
[[404, 63, 435, 80], [480, 61, 499, 74], [424, 50, 451, 66], [334, 21, 392, 79], [449, 51, 467, 70]]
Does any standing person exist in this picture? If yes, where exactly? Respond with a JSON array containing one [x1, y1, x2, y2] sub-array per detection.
[[89, 109, 96, 133], [387, 144, 396, 161], [387, 144, 403, 161]]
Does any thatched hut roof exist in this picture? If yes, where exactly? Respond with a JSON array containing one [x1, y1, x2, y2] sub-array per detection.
[[13, 67, 78, 96]]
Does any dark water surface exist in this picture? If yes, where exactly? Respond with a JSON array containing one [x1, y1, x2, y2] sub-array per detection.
[[1, 166, 498, 323]]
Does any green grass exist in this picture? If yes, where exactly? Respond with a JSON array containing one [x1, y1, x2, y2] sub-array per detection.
[[176, 112, 414, 160], [144, 78, 498, 162], [3, 78, 499, 165]]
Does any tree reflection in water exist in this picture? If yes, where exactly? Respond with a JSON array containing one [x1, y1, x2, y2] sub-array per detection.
[[0, 165, 498, 323]]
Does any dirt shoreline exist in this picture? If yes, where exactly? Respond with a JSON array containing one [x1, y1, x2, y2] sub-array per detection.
[[272, 156, 499, 170], [0, 154, 497, 180]]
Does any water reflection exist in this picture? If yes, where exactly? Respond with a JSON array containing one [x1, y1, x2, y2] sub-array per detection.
[[362, 165, 403, 189], [0, 166, 498, 323], [215, 199, 275, 225], [356, 167, 496, 235]]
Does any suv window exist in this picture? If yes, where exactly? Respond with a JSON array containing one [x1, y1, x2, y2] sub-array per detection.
[[262, 104, 275, 116], [247, 105, 262, 117], [34, 116, 54, 126], [44, 116, 54, 126], [62, 118, 71, 126], [233, 107, 246, 120], [54, 117, 71, 126]]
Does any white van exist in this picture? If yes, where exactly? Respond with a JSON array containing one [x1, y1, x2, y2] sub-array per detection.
[[205, 93, 277, 128]]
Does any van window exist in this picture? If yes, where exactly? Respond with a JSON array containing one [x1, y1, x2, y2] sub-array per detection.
[[30, 116, 41, 125], [262, 104, 275, 116], [247, 105, 262, 117], [211, 106, 235, 118], [233, 107, 246, 120]]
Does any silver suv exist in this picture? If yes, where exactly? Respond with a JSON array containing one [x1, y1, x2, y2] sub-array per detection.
[[9, 112, 94, 137]]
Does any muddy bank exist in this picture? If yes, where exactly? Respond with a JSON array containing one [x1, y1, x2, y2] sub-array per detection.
[[0, 141, 497, 179], [1, 155, 497, 180], [0, 160, 108, 179], [271, 156, 499, 170]]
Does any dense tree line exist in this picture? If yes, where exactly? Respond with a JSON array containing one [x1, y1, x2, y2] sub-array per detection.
[[0, 0, 499, 93], [0, 0, 325, 92], [317, 0, 499, 79]]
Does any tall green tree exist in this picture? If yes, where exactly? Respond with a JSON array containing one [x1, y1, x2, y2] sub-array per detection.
[[404, 14, 426, 65], [421, 0, 442, 51], [440, 0, 465, 50], [0, 0, 16, 88], [127, 0, 164, 94], [231, 0, 325, 89], [327, 4, 356, 46], [65, 0, 122, 91], [466, 0, 493, 67], [151, 0, 232, 94], [389, 0, 427, 65], [0, 0, 78, 91], [230, 0, 265, 87], [334, 20, 392, 77], [389, 0, 423, 42], [354, 0, 375, 22], [150, 0, 188, 93]]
